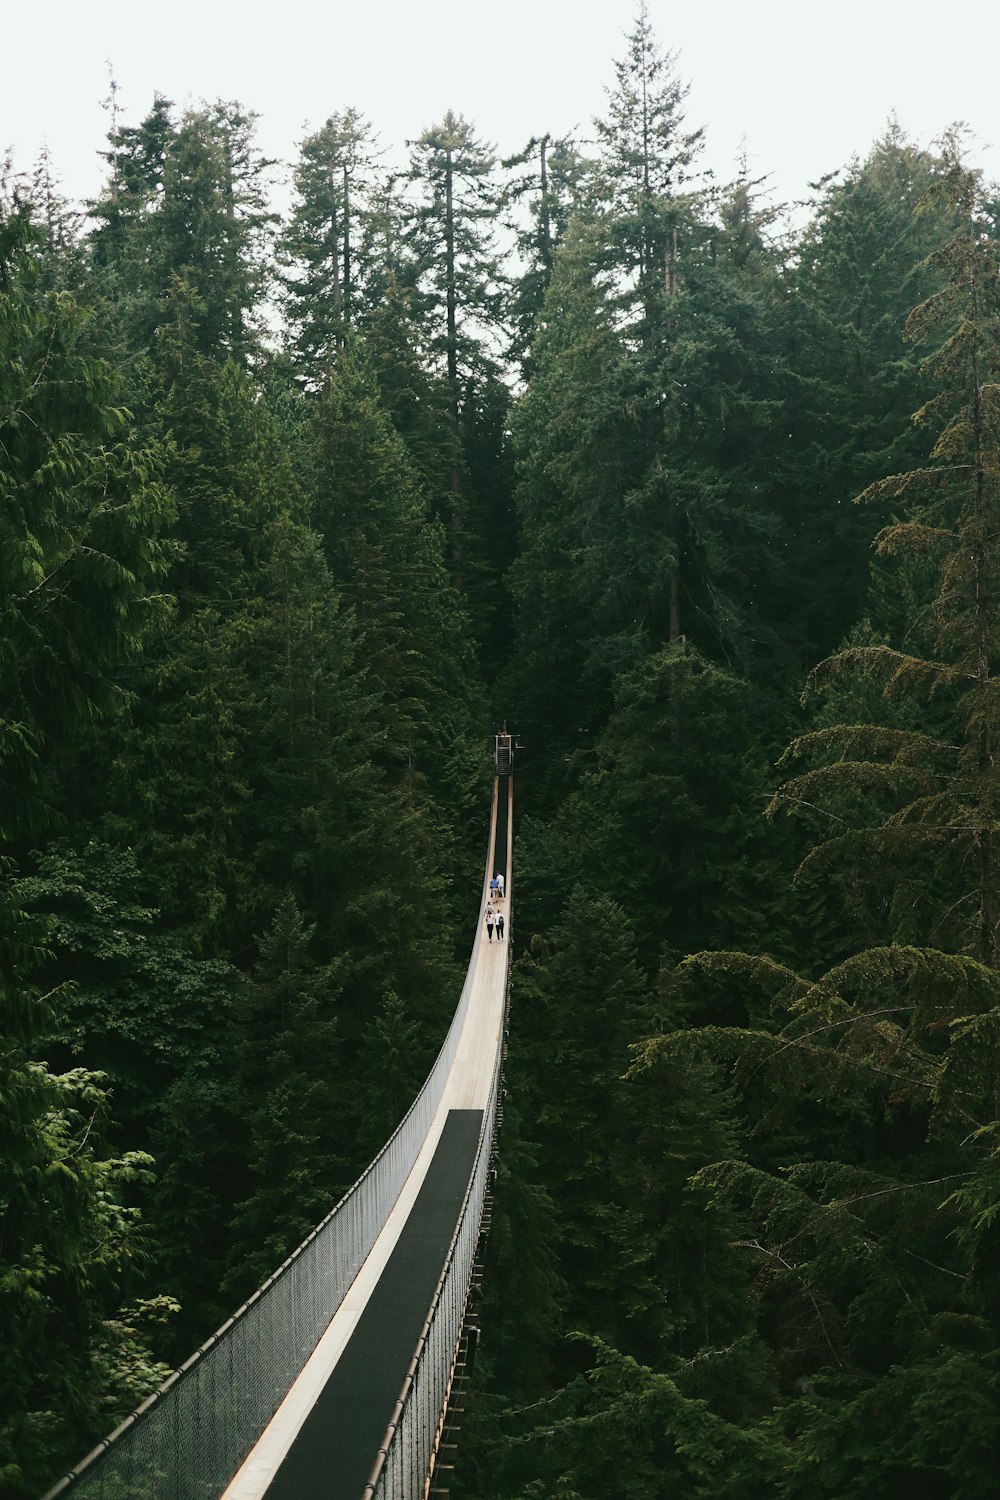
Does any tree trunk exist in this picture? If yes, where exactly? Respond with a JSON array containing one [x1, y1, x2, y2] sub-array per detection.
[[969, 228, 996, 967], [444, 145, 464, 576], [668, 497, 682, 642], [343, 162, 351, 331], [539, 134, 552, 274], [327, 161, 343, 337]]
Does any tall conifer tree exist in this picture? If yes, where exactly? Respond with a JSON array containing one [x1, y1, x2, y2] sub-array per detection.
[[0, 192, 173, 1497], [775, 125, 955, 663], [279, 109, 383, 381], [502, 132, 585, 376], [405, 111, 507, 583]]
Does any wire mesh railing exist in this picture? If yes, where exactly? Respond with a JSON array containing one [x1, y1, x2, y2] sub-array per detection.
[[42, 923, 485, 1500], [362, 1014, 502, 1500], [363, 895, 511, 1500]]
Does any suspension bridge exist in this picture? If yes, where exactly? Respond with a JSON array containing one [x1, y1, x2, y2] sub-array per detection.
[[42, 734, 516, 1500]]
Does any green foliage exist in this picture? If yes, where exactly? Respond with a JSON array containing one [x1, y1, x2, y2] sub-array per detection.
[[310, 339, 483, 825], [0, 188, 179, 1494], [406, 111, 506, 394], [223, 894, 348, 1298], [581, 644, 774, 960], [621, 930, 1000, 1495], [502, 132, 586, 375], [279, 108, 383, 379], [90, 97, 275, 369], [773, 122, 955, 663], [14, 31, 1000, 1500], [354, 987, 425, 1156], [593, 1, 703, 328], [0, 193, 171, 846], [20, 840, 234, 1133], [0, 874, 156, 1496], [459, 1337, 788, 1500], [465, 1095, 567, 1402], [513, 643, 784, 965], [506, 216, 632, 775], [403, 110, 514, 621], [509, 121, 792, 794], [510, 896, 654, 1336], [771, 147, 1000, 965], [462, 62, 1000, 1500], [91, 1295, 180, 1428]]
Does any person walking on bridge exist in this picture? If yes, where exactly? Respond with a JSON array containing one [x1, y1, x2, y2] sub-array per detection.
[[496, 910, 505, 940], [485, 904, 496, 941], [496, 871, 505, 900]]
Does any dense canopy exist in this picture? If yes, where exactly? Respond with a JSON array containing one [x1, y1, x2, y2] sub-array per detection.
[[3, 9, 1000, 1497]]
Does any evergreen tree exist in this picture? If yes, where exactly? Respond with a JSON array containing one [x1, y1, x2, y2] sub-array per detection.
[[89, 89, 175, 276], [241, 506, 461, 1064], [310, 338, 483, 833], [617, 144, 1000, 1500], [24, 147, 88, 298], [506, 898, 656, 1346], [774, 124, 955, 664], [507, 216, 631, 786], [87, 96, 274, 380], [593, 0, 703, 337], [509, 14, 789, 796], [0, 193, 173, 1496], [0, 935, 158, 1498], [0, 192, 170, 847], [591, 19, 785, 665], [566, 643, 774, 963], [223, 894, 348, 1299], [773, 142, 1000, 963], [359, 257, 454, 498], [406, 110, 506, 407], [21, 841, 234, 1148], [457, 902, 770, 1500], [279, 108, 383, 381], [99, 353, 284, 948], [152, 101, 275, 365], [354, 987, 425, 1156], [405, 110, 507, 578], [502, 132, 586, 376]]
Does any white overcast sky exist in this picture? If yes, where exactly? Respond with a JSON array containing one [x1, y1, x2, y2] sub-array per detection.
[[5, 0, 999, 221]]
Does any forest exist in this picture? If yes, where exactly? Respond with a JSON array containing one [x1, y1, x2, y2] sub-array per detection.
[[4, 6, 1000, 1496]]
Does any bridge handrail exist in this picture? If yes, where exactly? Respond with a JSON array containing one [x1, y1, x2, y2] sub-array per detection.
[[42, 797, 497, 1500], [363, 776, 512, 1500], [362, 957, 507, 1500]]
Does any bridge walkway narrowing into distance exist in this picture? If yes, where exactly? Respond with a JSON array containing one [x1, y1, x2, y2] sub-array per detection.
[[42, 767, 515, 1500]]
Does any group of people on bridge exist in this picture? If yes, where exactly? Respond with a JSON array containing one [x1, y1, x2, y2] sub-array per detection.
[[485, 871, 505, 941]]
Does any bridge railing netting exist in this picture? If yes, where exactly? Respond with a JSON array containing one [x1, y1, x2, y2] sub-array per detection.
[[44, 947, 482, 1500], [364, 1028, 502, 1500]]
